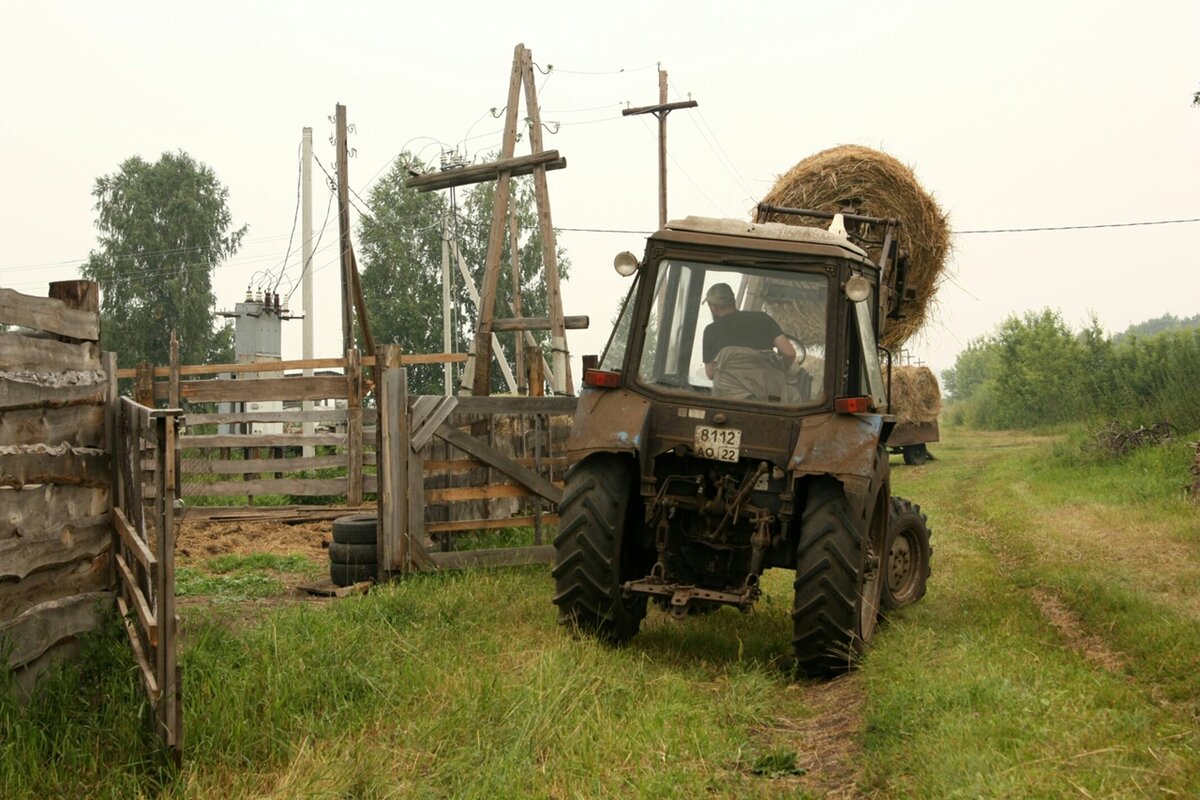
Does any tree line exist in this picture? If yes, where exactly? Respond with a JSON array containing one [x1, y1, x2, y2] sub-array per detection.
[[942, 309, 1200, 432], [78, 150, 567, 395]]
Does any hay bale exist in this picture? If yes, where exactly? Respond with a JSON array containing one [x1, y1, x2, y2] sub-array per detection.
[[887, 366, 941, 425], [759, 145, 950, 348]]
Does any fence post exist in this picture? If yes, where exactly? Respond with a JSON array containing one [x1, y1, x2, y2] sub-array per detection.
[[346, 348, 363, 506], [376, 345, 406, 577], [168, 332, 180, 411], [136, 362, 154, 407], [154, 409, 183, 761]]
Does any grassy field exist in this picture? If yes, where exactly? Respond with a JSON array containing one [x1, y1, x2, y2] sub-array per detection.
[[3, 426, 1199, 798]]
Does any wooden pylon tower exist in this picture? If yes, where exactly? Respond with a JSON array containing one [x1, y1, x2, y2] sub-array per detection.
[[407, 43, 572, 397]]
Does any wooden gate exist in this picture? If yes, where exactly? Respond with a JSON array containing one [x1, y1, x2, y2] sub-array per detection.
[[374, 345, 575, 576], [111, 396, 183, 760]]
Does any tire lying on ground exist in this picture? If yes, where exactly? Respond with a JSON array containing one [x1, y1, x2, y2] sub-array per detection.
[[881, 497, 931, 610], [331, 513, 378, 545], [330, 513, 378, 585]]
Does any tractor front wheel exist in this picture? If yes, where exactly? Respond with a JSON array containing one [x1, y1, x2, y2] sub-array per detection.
[[881, 497, 932, 610]]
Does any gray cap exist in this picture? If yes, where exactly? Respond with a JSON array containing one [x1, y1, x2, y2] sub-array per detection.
[[704, 282, 735, 306]]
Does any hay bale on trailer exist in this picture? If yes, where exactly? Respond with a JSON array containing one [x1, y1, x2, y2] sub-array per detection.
[[759, 144, 951, 349], [884, 365, 942, 465], [887, 366, 942, 425]]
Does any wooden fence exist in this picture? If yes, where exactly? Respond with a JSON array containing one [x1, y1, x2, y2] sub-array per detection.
[[0, 283, 113, 699], [112, 396, 182, 759], [374, 345, 575, 576], [117, 348, 465, 520]]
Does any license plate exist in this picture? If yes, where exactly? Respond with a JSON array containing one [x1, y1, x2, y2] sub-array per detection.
[[694, 425, 741, 462]]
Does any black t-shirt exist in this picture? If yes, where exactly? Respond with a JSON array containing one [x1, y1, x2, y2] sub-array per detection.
[[702, 310, 784, 362]]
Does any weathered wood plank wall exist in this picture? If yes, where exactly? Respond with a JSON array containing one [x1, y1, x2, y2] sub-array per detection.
[[0, 282, 113, 700]]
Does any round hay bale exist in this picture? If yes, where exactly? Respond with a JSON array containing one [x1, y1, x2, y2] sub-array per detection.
[[759, 145, 950, 349], [886, 366, 942, 425]]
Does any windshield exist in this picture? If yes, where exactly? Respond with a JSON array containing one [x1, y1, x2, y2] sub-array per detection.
[[634, 259, 829, 405]]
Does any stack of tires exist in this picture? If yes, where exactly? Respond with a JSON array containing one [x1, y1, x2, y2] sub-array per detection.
[[330, 513, 378, 587]]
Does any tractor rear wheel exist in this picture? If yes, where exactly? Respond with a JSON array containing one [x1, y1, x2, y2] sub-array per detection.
[[792, 477, 885, 676], [881, 497, 931, 610], [551, 455, 647, 644]]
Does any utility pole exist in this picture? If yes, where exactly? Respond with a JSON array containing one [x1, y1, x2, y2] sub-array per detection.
[[301, 127, 315, 455], [335, 104, 353, 353], [622, 66, 698, 227], [441, 212, 453, 395]]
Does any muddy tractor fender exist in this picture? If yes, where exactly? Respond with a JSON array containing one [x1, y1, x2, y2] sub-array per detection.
[[565, 388, 652, 465], [790, 412, 887, 519]]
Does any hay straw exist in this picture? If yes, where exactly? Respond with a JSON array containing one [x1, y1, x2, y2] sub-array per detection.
[[759, 145, 950, 349], [887, 366, 942, 424]]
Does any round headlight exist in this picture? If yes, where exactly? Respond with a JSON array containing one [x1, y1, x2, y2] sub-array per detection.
[[613, 251, 640, 277], [845, 275, 871, 303]]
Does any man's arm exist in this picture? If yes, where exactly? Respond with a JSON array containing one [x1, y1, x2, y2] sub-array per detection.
[[774, 334, 797, 367]]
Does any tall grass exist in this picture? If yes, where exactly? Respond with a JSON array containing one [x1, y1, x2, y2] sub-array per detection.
[[5, 426, 1200, 797]]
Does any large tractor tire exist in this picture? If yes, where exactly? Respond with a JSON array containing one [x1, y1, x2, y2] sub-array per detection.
[[792, 476, 886, 676], [551, 455, 647, 644], [881, 497, 932, 610]]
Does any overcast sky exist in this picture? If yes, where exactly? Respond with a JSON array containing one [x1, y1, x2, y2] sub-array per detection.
[[3, 1, 1198, 382]]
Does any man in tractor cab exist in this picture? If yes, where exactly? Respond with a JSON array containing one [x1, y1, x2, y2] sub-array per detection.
[[702, 283, 798, 401]]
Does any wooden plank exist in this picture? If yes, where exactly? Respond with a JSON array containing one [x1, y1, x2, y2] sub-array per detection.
[[176, 503, 374, 522], [176, 375, 348, 404], [0, 334, 99, 372], [489, 315, 588, 332], [427, 544, 555, 570], [183, 409, 348, 426], [363, 474, 377, 494], [424, 456, 567, 474], [0, 552, 109, 622], [181, 433, 346, 448], [1, 591, 113, 668], [181, 453, 345, 474], [0, 449, 110, 489], [0, 377, 105, 412], [111, 506, 156, 571], [116, 595, 159, 698], [425, 483, 552, 503], [0, 287, 99, 341], [0, 404, 105, 448], [0, 485, 109, 540], [407, 440, 434, 570], [0, 516, 111, 581], [10, 639, 82, 702], [376, 348, 405, 576], [426, 513, 560, 534], [406, 150, 564, 192], [345, 348, 363, 507], [182, 478, 346, 497], [114, 553, 158, 647], [448, 396, 577, 415], [434, 424, 562, 504], [114, 352, 469, 379], [409, 395, 458, 451]]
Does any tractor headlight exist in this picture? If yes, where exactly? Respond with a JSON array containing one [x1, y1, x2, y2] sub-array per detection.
[[613, 251, 640, 277], [845, 275, 871, 302]]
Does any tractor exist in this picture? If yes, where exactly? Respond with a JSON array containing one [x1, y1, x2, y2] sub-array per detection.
[[552, 209, 931, 675]]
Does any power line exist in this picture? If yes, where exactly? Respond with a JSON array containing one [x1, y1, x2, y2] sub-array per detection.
[[269, 144, 304, 293], [955, 217, 1200, 234]]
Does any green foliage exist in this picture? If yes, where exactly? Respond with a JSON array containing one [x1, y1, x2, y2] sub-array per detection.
[[358, 153, 570, 395], [947, 308, 1200, 431], [1114, 312, 1200, 342], [81, 151, 245, 367]]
